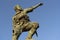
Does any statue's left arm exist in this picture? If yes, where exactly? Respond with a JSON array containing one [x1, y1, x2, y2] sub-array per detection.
[[24, 3, 43, 13]]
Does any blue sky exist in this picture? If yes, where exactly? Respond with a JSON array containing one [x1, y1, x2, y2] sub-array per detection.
[[0, 0, 60, 40]]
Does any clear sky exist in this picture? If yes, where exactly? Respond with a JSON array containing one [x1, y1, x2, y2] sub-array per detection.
[[0, 0, 60, 40]]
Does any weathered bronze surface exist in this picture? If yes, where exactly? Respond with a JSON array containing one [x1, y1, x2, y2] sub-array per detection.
[[12, 3, 43, 40]]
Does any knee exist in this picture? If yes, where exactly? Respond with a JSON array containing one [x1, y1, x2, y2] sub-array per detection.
[[33, 22, 39, 29]]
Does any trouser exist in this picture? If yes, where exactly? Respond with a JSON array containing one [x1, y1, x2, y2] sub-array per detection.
[[12, 22, 39, 40]]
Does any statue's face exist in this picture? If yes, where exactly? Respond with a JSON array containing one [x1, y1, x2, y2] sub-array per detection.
[[15, 7, 23, 12]]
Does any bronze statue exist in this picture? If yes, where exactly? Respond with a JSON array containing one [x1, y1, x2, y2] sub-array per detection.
[[12, 3, 43, 40]]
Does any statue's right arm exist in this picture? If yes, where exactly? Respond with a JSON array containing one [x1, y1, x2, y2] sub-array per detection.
[[24, 3, 43, 13]]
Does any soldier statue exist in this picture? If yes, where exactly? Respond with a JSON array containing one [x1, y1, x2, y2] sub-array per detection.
[[12, 3, 43, 40]]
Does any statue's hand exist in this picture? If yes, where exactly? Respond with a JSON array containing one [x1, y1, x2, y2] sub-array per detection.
[[38, 3, 43, 6]]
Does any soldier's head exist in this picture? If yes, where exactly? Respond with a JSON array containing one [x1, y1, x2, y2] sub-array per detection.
[[14, 5, 23, 12]]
